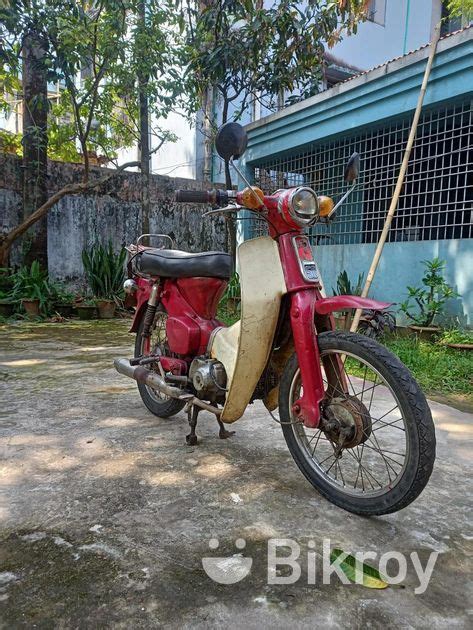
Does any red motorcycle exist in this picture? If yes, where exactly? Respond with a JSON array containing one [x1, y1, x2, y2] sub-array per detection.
[[116, 122, 435, 515]]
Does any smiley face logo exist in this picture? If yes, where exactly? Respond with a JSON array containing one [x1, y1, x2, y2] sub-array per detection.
[[202, 538, 253, 584]]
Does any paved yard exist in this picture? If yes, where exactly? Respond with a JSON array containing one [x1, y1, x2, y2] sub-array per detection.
[[0, 321, 471, 628]]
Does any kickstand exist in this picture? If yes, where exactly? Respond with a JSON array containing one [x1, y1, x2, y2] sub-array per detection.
[[217, 418, 235, 440], [186, 405, 200, 446]]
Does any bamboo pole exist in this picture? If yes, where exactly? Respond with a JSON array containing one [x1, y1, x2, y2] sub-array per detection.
[[350, 23, 442, 334]]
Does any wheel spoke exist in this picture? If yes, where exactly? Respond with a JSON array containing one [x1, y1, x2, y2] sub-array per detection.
[[290, 345, 410, 499]]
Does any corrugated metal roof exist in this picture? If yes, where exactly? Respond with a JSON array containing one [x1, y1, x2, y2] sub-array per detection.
[[333, 24, 472, 89]]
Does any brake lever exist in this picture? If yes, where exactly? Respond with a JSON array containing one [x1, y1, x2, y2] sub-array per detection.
[[203, 204, 242, 217]]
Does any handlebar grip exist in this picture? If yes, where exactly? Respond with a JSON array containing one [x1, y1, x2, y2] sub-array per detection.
[[175, 189, 211, 203]]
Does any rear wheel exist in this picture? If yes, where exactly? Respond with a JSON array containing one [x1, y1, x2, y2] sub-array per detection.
[[279, 331, 436, 515], [134, 306, 186, 418]]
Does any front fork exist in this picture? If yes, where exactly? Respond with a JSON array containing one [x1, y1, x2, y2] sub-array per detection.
[[290, 290, 325, 428], [289, 289, 347, 428]]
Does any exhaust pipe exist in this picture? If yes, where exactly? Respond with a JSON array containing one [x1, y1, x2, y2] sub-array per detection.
[[113, 358, 221, 416]]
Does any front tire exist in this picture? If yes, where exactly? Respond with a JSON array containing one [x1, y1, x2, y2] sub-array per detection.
[[134, 306, 186, 418], [279, 331, 436, 516]]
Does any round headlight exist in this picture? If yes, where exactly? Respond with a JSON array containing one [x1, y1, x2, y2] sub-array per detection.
[[289, 187, 319, 224]]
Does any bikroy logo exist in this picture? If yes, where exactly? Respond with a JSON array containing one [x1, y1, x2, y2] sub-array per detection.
[[202, 537, 439, 594]]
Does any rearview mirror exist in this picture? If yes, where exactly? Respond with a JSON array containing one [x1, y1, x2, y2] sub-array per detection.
[[215, 122, 248, 161], [344, 152, 360, 183]]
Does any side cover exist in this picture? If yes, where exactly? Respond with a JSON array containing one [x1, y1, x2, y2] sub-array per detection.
[[210, 237, 287, 423]]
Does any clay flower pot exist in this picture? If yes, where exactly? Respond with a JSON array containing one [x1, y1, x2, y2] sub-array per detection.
[[53, 303, 74, 318], [76, 304, 97, 320], [96, 299, 116, 319], [21, 298, 40, 318], [0, 299, 14, 317]]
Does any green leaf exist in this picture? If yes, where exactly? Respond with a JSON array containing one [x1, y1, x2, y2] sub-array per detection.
[[329, 548, 389, 589]]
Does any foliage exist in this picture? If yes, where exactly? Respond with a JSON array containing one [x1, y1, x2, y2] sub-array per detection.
[[222, 272, 241, 300], [81, 242, 126, 301], [447, 0, 473, 20], [9, 261, 56, 315], [330, 549, 388, 589], [1, 1, 183, 166], [332, 270, 364, 296], [438, 327, 473, 346], [183, 0, 370, 126], [385, 335, 473, 399], [0, 129, 22, 155], [399, 258, 458, 327], [51, 283, 75, 305]]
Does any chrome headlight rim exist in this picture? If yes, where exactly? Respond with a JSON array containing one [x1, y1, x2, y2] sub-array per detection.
[[288, 186, 320, 226]]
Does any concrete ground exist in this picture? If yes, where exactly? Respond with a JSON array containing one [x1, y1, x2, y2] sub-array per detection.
[[0, 320, 471, 629]]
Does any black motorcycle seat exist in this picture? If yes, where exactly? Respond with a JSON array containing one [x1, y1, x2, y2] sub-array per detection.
[[136, 249, 231, 279]]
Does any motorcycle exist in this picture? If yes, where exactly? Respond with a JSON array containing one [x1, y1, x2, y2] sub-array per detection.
[[115, 122, 436, 516]]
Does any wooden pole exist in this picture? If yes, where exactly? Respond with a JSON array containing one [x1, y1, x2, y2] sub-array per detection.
[[350, 23, 442, 334]]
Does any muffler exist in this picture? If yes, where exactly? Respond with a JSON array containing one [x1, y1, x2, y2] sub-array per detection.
[[113, 358, 221, 416], [114, 358, 192, 400]]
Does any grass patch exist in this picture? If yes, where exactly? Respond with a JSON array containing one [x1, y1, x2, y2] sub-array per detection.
[[383, 336, 472, 400]]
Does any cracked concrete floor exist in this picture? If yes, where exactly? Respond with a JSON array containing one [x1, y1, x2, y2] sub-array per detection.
[[0, 320, 471, 629]]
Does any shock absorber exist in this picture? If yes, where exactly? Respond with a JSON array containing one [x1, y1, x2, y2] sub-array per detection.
[[141, 282, 160, 339]]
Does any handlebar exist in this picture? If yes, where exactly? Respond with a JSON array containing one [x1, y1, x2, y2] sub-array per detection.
[[175, 189, 230, 206], [175, 189, 212, 203]]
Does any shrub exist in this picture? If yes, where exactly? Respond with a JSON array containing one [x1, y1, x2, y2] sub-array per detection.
[[82, 241, 126, 301], [399, 258, 458, 327]]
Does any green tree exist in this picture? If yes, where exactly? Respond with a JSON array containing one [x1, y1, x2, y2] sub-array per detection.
[[182, 0, 370, 259], [447, 0, 473, 20], [0, 0, 183, 266]]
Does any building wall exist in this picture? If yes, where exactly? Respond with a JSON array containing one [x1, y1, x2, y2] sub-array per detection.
[[315, 239, 471, 326], [332, 0, 441, 69], [0, 153, 227, 287]]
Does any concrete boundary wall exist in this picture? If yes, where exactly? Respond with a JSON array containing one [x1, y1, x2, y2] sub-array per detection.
[[0, 153, 227, 286]]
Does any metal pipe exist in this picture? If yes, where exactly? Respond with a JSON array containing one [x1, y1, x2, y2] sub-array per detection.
[[113, 358, 222, 417]]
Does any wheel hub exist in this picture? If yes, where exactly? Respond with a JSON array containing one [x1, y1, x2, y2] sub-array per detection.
[[322, 396, 372, 449]]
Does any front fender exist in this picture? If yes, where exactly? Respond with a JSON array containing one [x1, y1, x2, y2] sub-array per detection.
[[314, 296, 391, 315]]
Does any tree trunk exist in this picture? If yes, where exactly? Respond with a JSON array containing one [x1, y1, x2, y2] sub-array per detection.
[[138, 0, 150, 236], [221, 99, 236, 270], [21, 28, 48, 268]]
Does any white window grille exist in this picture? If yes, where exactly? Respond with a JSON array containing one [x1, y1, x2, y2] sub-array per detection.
[[251, 100, 472, 245]]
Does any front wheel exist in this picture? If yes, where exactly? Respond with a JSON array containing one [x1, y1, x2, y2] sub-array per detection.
[[279, 331, 436, 515]]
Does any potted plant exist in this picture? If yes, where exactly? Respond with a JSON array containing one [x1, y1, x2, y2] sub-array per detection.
[[0, 268, 14, 317], [399, 258, 458, 340], [9, 261, 54, 319], [52, 284, 76, 318], [82, 241, 126, 319], [76, 297, 98, 320], [331, 270, 364, 330]]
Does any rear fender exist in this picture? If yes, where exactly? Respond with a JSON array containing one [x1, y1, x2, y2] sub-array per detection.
[[129, 278, 153, 333], [314, 296, 391, 315]]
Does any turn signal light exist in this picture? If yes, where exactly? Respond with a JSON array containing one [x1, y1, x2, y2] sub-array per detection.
[[240, 186, 265, 209], [318, 196, 334, 217]]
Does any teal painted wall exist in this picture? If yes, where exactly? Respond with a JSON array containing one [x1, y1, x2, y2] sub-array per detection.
[[314, 239, 472, 326]]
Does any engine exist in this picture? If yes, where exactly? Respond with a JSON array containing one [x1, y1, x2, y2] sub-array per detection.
[[189, 357, 227, 404]]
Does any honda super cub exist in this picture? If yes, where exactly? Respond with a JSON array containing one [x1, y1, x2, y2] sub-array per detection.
[[115, 122, 435, 515]]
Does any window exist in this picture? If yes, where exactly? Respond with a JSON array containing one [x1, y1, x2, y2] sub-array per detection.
[[251, 101, 472, 245], [367, 0, 386, 26]]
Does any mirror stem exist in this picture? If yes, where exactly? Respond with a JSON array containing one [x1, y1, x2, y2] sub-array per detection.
[[327, 182, 357, 219], [229, 158, 263, 206]]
